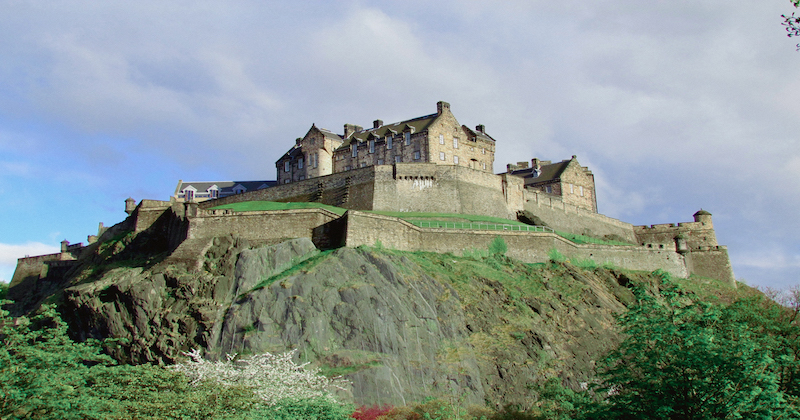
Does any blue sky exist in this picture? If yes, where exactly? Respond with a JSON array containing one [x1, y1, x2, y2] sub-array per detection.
[[1, 1, 798, 290]]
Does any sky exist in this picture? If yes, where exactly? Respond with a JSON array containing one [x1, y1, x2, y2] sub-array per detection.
[[1, 1, 798, 290]]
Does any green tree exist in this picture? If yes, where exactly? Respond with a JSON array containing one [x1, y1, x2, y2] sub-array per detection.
[[784, 0, 800, 50], [594, 280, 798, 419]]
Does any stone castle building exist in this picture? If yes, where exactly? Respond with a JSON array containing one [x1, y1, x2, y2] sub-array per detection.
[[14, 101, 736, 289], [276, 102, 496, 185]]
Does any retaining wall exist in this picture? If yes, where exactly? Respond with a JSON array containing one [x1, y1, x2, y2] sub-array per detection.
[[343, 211, 689, 278], [522, 190, 637, 243]]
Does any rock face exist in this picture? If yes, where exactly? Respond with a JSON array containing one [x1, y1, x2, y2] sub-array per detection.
[[11, 227, 650, 408]]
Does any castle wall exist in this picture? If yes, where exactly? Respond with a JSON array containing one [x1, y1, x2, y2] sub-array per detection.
[[343, 211, 689, 278], [132, 200, 173, 232], [370, 164, 521, 220], [684, 247, 736, 286], [634, 221, 718, 249], [186, 208, 341, 247], [522, 189, 637, 242]]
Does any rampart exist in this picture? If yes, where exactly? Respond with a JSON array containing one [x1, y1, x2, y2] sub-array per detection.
[[522, 189, 637, 243], [343, 211, 689, 278], [199, 164, 522, 220]]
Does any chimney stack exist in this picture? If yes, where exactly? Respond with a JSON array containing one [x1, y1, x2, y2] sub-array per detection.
[[373, 120, 383, 129], [344, 124, 363, 138], [437, 101, 450, 115], [476, 124, 485, 133]]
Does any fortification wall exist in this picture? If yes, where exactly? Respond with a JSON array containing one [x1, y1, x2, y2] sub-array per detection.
[[187, 208, 341, 248], [522, 190, 637, 242], [199, 166, 377, 210], [371, 164, 521, 220], [684, 247, 736, 286], [132, 200, 173, 232], [343, 211, 689, 278], [634, 221, 718, 249]]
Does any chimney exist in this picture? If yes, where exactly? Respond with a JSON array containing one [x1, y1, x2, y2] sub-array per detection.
[[295, 137, 302, 145], [476, 124, 485, 133], [532, 158, 540, 168], [344, 124, 362, 138], [373, 120, 383, 129], [437, 101, 450, 115]]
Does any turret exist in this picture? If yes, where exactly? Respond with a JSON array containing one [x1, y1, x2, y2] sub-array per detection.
[[693, 209, 713, 227], [125, 197, 136, 215]]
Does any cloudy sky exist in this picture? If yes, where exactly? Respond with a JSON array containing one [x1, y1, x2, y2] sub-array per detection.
[[1, 1, 798, 290]]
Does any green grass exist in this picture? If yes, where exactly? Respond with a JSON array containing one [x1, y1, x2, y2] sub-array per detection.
[[209, 200, 347, 215], [367, 210, 530, 226], [554, 231, 635, 246]]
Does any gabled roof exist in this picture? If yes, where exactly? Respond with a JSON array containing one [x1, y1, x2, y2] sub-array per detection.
[[175, 180, 277, 196], [510, 160, 571, 185], [462, 126, 496, 143], [277, 124, 344, 161], [334, 113, 440, 151]]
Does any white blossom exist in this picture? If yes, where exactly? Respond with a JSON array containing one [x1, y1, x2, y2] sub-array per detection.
[[171, 349, 350, 405]]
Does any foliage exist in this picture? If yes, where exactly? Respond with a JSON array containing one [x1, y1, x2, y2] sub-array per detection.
[[785, 0, 800, 50], [377, 398, 489, 420], [594, 279, 799, 419], [171, 348, 350, 406], [488, 237, 508, 256], [0, 282, 7, 300], [246, 398, 354, 420], [547, 249, 566, 263], [351, 404, 394, 420], [0, 302, 261, 419]]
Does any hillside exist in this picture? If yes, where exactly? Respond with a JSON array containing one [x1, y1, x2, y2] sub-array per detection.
[[5, 220, 752, 408]]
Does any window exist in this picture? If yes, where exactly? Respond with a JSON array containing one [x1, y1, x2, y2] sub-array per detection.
[[454, 156, 459, 164], [545, 186, 552, 194], [377, 159, 384, 165], [580, 186, 584, 196], [414, 151, 420, 160], [360, 162, 366, 168], [284, 161, 290, 172], [185, 189, 194, 201], [482, 162, 486, 170], [351, 143, 357, 158], [395, 155, 402, 163], [345, 165, 351, 171], [284, 179, 290, 184], [314, 153, 319, 168], [299, 175, 305, 180], [439, 134, 444, 144], [369, 139, 375, 154], [482, 148, 486, 154], [404, 132, 411, 145], [570, 183, 574, 194], [209, 188, 219, 199], [440, 152, 445, 161], [386, 136, 392, 149], [453, 138, 458, 149], [298, 157, 304, 169]]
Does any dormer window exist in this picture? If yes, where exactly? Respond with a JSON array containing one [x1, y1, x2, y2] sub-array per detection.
[[387, 136, 393, 149], [208, 186, 219, 199], [404, 132, 411, 145], [351, 143, 357, 158], [184, 189, 195, 201], [369, 139, 375, 154]]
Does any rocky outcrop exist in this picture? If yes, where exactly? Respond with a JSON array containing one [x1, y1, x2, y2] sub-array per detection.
[[10, 225, 654, 408]]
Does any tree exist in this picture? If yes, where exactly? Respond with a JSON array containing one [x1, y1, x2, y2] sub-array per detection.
[[784, 0, 800, 50], [594, 279, 798, 419]]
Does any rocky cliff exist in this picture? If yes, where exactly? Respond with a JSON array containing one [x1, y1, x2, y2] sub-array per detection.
[[7, 219, 729, 408]]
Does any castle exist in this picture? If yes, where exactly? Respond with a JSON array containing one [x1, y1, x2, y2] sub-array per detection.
[[11, 102, 735, 289]]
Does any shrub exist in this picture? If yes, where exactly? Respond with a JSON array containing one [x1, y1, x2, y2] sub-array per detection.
[[172, 348, 350, 406], [547, 249, 566, 263], [488, 237, 508, 256]]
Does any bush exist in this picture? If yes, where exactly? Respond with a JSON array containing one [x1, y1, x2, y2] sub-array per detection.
[[547, 249, 566, 263], [488, 237, 508, 256]]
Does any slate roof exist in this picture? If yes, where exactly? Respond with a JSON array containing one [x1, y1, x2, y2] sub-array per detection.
[[510, 160, 571, 186], [277, 125, 344, 161], [174, 180, 277, 198], [335, 114, 440, 151]]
